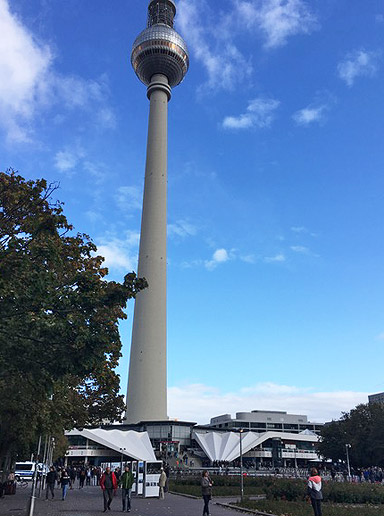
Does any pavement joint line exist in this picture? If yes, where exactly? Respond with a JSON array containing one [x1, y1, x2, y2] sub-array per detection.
[[215, 502, 278, 516]]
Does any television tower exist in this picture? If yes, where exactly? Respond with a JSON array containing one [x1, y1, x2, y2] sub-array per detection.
[[125, 0, 189, 423]]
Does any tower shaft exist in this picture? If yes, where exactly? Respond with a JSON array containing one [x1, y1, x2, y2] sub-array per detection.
[[126, 74, 171, 423]]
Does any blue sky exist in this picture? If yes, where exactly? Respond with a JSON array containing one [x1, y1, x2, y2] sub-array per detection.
[[1, 0, 384, 424]]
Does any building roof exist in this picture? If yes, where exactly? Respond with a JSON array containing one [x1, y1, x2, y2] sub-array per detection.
[[66, 428, 156, 462], [193, 430, 319, 462]]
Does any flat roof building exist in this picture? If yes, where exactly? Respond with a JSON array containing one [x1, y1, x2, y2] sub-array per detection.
[[368, 392, 384, 404], [208, 410, 323, 435]]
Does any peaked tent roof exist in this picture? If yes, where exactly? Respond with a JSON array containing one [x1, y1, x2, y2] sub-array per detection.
[[193, 430, 319, 463], [66, 428, 156, 462]]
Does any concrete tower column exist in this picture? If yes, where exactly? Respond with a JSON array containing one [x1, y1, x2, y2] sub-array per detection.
[[126, 74, 171, 423], [126, 0, 189, 424]]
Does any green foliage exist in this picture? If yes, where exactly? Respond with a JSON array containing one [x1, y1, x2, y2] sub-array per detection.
[[171, 475, 384, 505], [0, 169, 147, 467], [238, 499, 383, 516], [319, 403, 384, 467]]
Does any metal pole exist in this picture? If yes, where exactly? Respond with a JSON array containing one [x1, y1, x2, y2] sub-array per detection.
[[345, 444, 351, 481], [28, 435, 42, 516], [39, 435, 48, 496], [239, 430, 244, 502]]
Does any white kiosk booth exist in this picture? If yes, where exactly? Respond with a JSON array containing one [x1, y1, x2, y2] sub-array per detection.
[[66, 428, 162, 498]]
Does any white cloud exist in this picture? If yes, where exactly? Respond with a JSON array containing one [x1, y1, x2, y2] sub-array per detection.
[[223, 97, 280, 130], [205, 248, 233, 270], [168, 220, 197, 238], [291, 226, 306, 233], [178, 0, 252, 92], [168, 382, 369, 424], [264, 253, 285, 263], [375, 333, 384, 341], [95, 231, 140, 271], [292, 105, 327, 126], [337, 49, 379, 87], [290, 245, 309, 254], [54, 147, 85, 173], [0, 0, 115, 143], [115, 186, 142, 211], [236, 0, 318, 49]]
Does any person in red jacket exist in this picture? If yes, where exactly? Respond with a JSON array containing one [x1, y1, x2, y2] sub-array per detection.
[[100, 467, 118, 512], [307, 468, 323, 516]]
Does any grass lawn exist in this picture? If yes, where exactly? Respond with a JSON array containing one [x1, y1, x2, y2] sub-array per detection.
[[238, 499, 384, 516]]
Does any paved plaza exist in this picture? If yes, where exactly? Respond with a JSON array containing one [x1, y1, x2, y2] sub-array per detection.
[[0, 485, 256, 516]]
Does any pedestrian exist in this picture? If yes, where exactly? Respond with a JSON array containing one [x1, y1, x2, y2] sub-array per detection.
[[79, 468, 86, 488], [119, 465, 134, 512], [307, 467, 323, 516], [164, 463, 170, 492], [60, 470, 70, 501], [100, 466, 118, 512], [45, 467, 57, 500], [158, 467, 167, 499], [201, 470, 213, 516]]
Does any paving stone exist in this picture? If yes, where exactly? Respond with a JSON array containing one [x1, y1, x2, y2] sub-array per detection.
[[0, 485, 247, 516]]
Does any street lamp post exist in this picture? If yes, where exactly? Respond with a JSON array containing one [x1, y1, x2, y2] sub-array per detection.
[[239, 429, 244, 502], [120, 447, 126, 473], [345, 444, 351, 481]]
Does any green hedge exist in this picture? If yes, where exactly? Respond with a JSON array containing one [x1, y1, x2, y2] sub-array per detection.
[[239, 499, 383, 516], [171, 475, 384, 505]]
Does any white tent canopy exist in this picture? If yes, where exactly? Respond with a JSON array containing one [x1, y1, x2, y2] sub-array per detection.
[[193, 430, 319, 463], [66, 428, 156, 462]]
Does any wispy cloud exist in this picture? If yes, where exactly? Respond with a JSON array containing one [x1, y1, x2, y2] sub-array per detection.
[[168, 382, 368, 424], [264, 253, 285, 263], [177, 0, 317, 93], [0, 0, 116, 143], [375, 332, 384, 341], [236, 0, 318, 49], [115, 186, 142, 212], [293, 105, 327, 126], [290, 245, 309, 254], [168, 220, 198, 238], [223, 97, 280, 130], [54, 146, 85, 174], [337, 49, 379, 87], [177, 0, 252, 92]]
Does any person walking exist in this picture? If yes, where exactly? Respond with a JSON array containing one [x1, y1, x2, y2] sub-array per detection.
[[100, 467, 118, 512], [45, 467, 57, 500], [119, 465, 134, 512], [307, 468, 323, 516], [201, 470, 213, 516], [60, 470, 70, 501], [158, 467, 167, 499]]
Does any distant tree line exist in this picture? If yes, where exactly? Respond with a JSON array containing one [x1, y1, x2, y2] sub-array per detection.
[[0, 170, 146, 477], [319, 402, 384, 467]]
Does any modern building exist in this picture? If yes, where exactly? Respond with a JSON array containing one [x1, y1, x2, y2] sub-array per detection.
[[193, 429, 321, 468], [368, 392, 384, 404], [208, 410, 324, 435], [125, 0, 189, 424]]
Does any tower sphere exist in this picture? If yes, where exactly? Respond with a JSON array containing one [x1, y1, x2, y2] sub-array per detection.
[[131, 0, 189, 88]]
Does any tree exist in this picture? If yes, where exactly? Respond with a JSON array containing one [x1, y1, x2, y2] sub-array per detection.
[[319, 403, 384, 467], [0, 169, 146, 473]]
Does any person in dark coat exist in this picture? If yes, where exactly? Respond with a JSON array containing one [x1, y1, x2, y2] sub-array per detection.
[[100, 467, 118, 512], [201, 470, 213, 516], [46, 467, 57, 500], [307, 468, 323, 516]]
